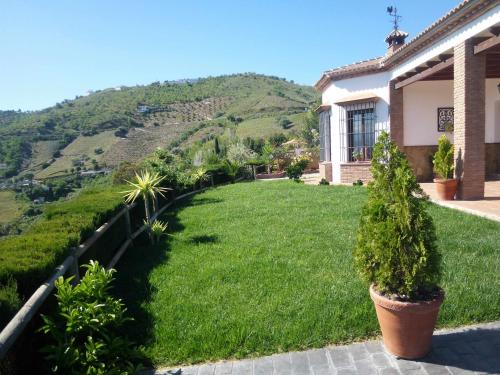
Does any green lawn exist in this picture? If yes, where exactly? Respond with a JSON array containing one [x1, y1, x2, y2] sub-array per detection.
[[114, 181, 500, 367]]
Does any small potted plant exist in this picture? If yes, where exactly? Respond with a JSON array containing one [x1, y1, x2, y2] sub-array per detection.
[[433, 135, 457, 200], [355, 132, 443, 359], [352, 149, 363, 162]]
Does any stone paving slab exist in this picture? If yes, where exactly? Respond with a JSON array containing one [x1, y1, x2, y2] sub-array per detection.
[[145, 321, 500, 375]]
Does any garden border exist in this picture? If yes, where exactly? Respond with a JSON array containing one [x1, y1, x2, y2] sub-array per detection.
[[0, 186, 210, 359]]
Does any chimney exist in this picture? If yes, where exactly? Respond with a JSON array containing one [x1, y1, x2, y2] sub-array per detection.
[[385, 29, 409, 54], [385, 6, 408, 55]]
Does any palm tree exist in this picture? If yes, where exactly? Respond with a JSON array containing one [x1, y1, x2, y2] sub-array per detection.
[[122, 170, 169, 226]]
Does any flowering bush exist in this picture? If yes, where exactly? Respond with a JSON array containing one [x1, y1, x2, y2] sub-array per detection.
[[286, 154, 311, 182]]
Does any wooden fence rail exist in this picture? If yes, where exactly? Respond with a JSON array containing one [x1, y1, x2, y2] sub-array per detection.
[[0, 187, 207, 359]]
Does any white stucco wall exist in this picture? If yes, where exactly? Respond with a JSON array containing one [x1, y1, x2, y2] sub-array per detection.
[[403, 80, 453, 146], [403, 79, 500, 146], [322, 72, 391, 183]]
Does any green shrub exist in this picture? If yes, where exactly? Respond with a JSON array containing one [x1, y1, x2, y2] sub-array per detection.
[[318, 178, 329, 185], [0, 279, 20, 328], [286, 155, 310, 182], [278, 116, 292, 129], [0, 185, 125, 325], [433, 135, 454, 179], [40, 261, 143, 374], [354, 132, 441, 300], [352, 179, 363, 186]]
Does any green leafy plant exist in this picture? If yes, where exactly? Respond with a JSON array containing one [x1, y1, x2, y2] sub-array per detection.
[[352, 149, 363, 162], [39, 261, 143, 374], [433, 135, 454, 180], [352, 179, 363, 186], [318, 178, 329, 186], [354, 132, 441, 300]]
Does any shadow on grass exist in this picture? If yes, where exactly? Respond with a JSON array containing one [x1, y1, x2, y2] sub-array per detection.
[[112, 195, 204, 366]]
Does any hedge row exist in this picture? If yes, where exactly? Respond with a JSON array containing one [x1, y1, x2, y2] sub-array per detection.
[[0, 184, 126, 327]]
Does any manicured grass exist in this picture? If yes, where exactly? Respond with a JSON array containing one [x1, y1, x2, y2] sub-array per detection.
[[114, 181, 500, 367], [0, 190, 26, 225]]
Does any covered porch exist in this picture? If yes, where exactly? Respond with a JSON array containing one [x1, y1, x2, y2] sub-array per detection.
[[390, 25, 500, 200]]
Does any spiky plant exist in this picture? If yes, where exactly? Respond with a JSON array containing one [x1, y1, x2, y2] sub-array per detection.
[[191, 168, 209, 190], [122, 170, 169, 226], [145, 219, 169, 244], [224, 160, 240, 183]]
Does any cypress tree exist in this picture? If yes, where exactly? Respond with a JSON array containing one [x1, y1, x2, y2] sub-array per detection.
[[354, 132, 442, 300]]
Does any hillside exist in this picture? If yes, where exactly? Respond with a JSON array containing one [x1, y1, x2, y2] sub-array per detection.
[[0, 74, 318, 179]]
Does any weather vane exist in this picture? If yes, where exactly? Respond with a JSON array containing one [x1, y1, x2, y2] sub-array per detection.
[[387, 6, 402, 31]]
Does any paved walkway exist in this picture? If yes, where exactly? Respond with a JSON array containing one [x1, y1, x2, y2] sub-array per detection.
[[148, 321, 500, 375], [421, 181, 500, 223]]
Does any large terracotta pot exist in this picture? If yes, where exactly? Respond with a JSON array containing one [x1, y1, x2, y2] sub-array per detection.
[[370, 285, 444, 359], [434, 178, 458, 200]]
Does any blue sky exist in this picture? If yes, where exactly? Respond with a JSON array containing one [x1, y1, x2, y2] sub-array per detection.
[[1, 0, 459, 111]]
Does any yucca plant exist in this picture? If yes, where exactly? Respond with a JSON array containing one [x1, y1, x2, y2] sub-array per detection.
[[191, 168, 209, 190], [122, 170, 170, 228], [224, 160, 240, 183], [146, 219, 169, 244]]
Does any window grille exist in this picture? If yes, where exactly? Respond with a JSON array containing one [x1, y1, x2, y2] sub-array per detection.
[[339, 101, 384, 162], [319, 109, 331, 162]]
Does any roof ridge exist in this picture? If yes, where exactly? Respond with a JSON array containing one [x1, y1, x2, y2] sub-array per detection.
[[382, 0, 476, 63], [324, 56, 384, 74]]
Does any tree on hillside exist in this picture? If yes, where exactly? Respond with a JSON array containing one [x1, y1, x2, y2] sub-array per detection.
[[278, 116, 292, 129]]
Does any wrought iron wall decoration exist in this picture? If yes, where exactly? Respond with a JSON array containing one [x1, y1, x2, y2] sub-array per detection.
[[437, 107, 454, 132]]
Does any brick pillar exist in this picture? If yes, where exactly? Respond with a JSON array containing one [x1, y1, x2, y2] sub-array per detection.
[[389, 80, 404, 150], [453, 39, 486, 200]]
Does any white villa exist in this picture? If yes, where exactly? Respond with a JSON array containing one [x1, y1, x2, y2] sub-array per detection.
[[315, 0, 500, 200]]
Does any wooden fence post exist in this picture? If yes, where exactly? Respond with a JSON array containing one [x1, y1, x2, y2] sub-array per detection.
[[124, 206, 132, 238], [69, 248, 80, 285]]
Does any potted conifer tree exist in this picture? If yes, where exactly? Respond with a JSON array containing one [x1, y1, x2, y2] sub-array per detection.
[[433, 135, 457, 200], [355, 132, 443, 359]]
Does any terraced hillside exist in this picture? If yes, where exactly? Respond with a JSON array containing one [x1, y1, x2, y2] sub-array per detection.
[[0, 74, 318, 179]]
